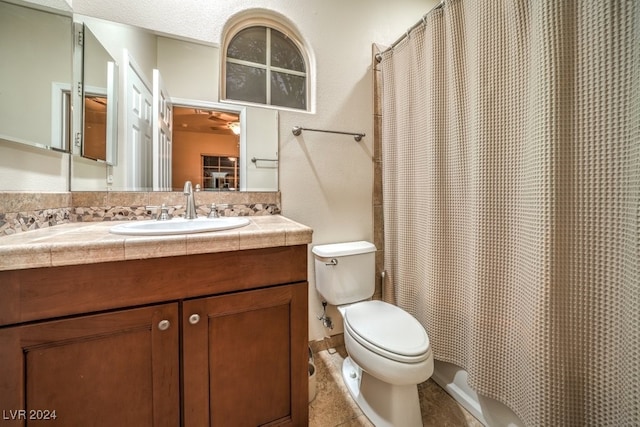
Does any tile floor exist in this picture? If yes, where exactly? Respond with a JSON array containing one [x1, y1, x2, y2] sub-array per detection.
[[308, 343, 483, 427]]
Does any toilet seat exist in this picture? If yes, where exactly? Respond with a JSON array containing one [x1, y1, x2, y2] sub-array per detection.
[[344, 300, 430, 364]]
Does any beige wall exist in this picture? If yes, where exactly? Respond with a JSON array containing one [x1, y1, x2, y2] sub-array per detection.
[[172, 131, 238, 190]]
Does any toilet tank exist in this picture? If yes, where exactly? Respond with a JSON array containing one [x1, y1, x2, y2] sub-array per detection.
[[312, 241, 376, 305]]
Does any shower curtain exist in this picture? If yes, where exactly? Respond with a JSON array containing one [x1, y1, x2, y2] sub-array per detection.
[[379, 0, 639, 425]]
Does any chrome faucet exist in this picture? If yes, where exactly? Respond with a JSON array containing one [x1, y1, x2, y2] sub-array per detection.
[[183, 181, 197, 219]]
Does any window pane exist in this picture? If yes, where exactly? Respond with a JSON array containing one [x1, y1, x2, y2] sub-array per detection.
[[203, 156, 219, 167], [220, 157, 236, 168], [202, 155, 238, 191], [270, 29, 305, 72], [227, 27, 266, 64], [271, 71, 306, 109], [226, 62, 267, 104]]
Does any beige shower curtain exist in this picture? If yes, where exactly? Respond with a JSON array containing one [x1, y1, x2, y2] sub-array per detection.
[[380, 0, 639, 425]]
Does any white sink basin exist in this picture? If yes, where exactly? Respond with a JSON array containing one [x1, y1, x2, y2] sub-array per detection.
[[109, 217, 251, 236]]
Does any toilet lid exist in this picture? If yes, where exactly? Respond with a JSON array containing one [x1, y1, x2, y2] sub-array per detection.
[[344, 300, 430, 359]]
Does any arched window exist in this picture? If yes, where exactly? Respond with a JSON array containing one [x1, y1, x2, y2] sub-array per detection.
[[223, 24, 307, 110]]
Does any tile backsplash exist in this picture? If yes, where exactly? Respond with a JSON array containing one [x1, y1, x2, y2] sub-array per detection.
[[0, 191, 281, 236]]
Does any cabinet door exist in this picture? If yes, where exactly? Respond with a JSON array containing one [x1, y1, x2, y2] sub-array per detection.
[[183, 283, 308, 427], [0, 303, 179, 426]]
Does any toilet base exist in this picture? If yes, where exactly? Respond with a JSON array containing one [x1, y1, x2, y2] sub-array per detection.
[[342, 356, 423, 427]]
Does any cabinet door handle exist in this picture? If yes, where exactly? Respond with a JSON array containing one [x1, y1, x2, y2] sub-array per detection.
[[158, 320, 171, 331], [188, 314, 200, 325]]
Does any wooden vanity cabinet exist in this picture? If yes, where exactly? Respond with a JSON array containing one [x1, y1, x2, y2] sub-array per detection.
[[183, 283, 308, 426], [0, 245, 309, 427], [0, 304, 180, 426]]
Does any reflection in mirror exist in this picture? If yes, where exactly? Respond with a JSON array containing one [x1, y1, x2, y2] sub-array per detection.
[[172, 105, 240, 191], [82, 96, 106, 159], [82, 25, 117, 164], [70, 16, 279, 192], [0, 0, 73, 151]]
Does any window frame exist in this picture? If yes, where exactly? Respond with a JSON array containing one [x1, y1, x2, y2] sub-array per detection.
[[221, 18, 310, 112], [201, 154, 239, 191]]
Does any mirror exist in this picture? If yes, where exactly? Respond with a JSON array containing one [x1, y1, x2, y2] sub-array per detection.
[[74, 15, 279, 192], [81, 25, 118, 164], [0, 0, 73, 152]]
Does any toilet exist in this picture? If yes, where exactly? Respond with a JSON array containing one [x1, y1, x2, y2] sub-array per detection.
[[312, 241, 433, 427]]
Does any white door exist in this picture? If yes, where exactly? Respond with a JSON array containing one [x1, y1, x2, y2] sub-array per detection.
[[152, 69, 173, 191], [123, 50, 153, 190]]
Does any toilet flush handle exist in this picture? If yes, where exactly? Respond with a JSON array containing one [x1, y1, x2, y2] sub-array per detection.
[[325, 258, 338, 266]]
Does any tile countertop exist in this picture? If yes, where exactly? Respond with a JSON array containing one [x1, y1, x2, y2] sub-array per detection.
[[0, 215, 313, 271]]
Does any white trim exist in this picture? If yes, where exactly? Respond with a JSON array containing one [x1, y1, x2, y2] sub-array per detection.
[[51, 81, 72, 151], [170, 98, 245, 115], [83, 85, 107, 97], [106, 60, 118, 165]]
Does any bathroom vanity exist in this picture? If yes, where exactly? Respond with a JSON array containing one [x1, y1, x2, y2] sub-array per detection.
[[0, 216, 312, 426]]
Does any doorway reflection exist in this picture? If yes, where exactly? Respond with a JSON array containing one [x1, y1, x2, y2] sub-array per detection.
[[172, 106, 240, 191], [82, 95, 107, 161]]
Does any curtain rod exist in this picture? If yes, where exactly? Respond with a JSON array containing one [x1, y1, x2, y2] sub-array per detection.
[[375, 0, 445, 62]]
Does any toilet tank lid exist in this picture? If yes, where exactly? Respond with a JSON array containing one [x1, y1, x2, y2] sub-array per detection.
[[312, 241, 376, 258]]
